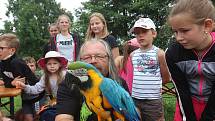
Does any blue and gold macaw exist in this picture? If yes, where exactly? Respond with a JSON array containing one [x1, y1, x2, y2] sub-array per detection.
[[68, 61, 140, 121]]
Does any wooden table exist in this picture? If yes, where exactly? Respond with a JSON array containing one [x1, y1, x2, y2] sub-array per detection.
[[0, 87, 21, 118]]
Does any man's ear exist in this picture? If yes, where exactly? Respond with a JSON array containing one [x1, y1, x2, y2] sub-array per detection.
[[204, 19, 213, 32]]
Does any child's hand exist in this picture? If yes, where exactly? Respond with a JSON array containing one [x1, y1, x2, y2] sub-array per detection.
[[0, 80, 4, 86], [12, 81, 26, 89], [11, 76, 26, 89]]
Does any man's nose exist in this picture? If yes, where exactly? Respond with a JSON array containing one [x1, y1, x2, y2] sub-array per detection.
[[89, 56, 97, 64]]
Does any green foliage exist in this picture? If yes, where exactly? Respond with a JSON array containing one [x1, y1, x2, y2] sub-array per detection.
[[4, 0, 73, 59], [74, 0, 173, 50]]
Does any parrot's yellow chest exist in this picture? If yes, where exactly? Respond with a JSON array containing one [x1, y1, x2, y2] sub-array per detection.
[[81, 70, 112, 120], [81, 70, 124, 121]]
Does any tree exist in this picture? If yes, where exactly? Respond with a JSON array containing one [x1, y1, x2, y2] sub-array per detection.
[[5, 0, 73, 59], [74, 0, 173, 50]]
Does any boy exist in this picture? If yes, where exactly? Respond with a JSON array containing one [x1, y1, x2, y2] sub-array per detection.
[[23, 57, 37, 74], [129, 18, 170, 121], [23, 56, 43, 111], [23, 56, 42, 79], [0, 33, 39, 121]]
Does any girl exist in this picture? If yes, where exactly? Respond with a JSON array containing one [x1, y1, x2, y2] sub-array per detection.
[[166, 0, 215, 120], [48, 23, 59, 37], [85, 12, 119, 59], [115, 38, 140, 93], [14, 51, 68, 121], [47, 14, 81, 62], [55, 14, 81, 62], [43, 23, 59, 56]]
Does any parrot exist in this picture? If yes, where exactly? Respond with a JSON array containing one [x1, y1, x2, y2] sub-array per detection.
[[68, 61, 141, 121]]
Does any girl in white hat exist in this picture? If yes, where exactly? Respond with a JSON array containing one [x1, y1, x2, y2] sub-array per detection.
[[13, 51, 68, 121]]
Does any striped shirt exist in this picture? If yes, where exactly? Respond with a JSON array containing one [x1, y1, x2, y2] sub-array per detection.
[[131, 46, 162, 99]]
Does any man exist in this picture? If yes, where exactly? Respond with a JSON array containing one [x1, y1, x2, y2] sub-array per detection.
[[55, 39, 128, 121]]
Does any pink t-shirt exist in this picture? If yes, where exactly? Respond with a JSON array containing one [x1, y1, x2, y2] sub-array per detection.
[[119, 56, 133, 93]]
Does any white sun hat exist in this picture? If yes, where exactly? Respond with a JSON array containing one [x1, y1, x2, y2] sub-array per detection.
[[37, 51, 68, 69], [130, 18, 156, 33]]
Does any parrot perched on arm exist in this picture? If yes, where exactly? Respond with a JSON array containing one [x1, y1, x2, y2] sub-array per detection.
[[68, 61, 141, 121]]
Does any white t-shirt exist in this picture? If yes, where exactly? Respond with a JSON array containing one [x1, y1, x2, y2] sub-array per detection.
[[56, 33, 75, 62]]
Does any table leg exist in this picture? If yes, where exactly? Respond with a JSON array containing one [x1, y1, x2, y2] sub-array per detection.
[[10, 97, 14, 118]]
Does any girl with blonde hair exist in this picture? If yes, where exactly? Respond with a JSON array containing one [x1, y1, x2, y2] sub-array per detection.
[[85, 12, 119, 59]]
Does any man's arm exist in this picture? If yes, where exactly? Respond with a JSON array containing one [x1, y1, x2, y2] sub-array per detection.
[[56, 72, 82, 121]]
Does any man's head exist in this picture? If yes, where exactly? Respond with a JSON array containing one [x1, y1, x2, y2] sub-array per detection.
[[0, 33, 19, 60], [79, 39, 119, 81]]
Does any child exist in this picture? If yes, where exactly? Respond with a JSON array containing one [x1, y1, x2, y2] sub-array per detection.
[[23, 56, 42, 112], [14, 56, 42, 121], [43, 23, 60, 56], [166, 0, 215, 120], [53, 14, 81, 62], [129, 18, 170, 121], [48, 23, 59, 37], [85, 12, 119, 59], [14, 51, 68, 121], [0, 33, 39, 121], [23, 56, 37, 75], [115, 38, 140, 93]]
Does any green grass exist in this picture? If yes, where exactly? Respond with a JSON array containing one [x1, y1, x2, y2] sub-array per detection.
[[0, 95, 22, 116], [1, 90, 176, 121], [163, 94, 176, 121]]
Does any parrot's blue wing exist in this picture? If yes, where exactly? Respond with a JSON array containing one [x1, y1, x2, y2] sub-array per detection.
[[100, 78, 141, 121]]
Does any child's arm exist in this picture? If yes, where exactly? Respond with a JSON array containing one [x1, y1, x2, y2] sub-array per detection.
[[12, 76, 45, 95], [158, 49, 171, 84], [114, 56, 123, 71], [23, 76, 45, 95]]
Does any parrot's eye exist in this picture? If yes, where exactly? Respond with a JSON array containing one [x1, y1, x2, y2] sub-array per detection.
[[81, 54, 108, 62]]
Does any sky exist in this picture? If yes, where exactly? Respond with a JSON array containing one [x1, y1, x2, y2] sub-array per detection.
[[0, 0, 88, 29]]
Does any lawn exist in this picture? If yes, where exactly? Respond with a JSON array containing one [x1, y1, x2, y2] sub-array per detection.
[[1, 90, 176, 121], [0, 95, 22, 116], [163, 94, 176, 121]]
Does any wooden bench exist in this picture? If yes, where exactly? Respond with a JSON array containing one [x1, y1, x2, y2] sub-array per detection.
[[162, 82, 176, 96], [0, 87, 21, 118]]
